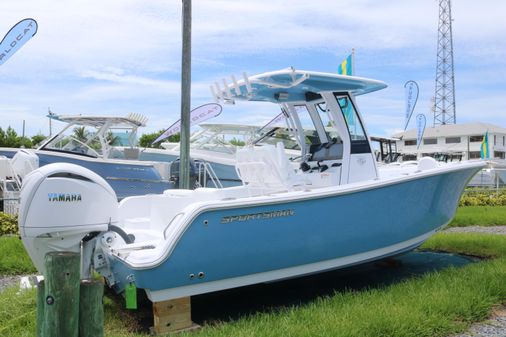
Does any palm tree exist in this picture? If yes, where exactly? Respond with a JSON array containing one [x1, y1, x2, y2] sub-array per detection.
[[73, 126, 89, 142], [106, 131, 120, 146]]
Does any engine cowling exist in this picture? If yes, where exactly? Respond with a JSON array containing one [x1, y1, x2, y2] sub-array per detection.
[[19, 163, 118, 274]]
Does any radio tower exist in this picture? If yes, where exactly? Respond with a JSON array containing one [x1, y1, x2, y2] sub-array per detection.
[[433, 0, 456, 126]]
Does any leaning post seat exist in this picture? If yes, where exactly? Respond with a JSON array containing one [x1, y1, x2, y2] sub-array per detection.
[[235, 143, 306, 191]]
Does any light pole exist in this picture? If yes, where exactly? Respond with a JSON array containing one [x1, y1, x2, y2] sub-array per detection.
[[179, 0, 192, 189]]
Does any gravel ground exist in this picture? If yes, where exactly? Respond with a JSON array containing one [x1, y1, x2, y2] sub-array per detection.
[[444, 226, 506, 235], [451, 307, 506, 337], [0, 274, 23, 293], [0, 274, 40, 293]]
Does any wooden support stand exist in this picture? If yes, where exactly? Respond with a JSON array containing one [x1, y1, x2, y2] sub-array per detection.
[[79, 279, 104, 337], [42, 251, 81, 337], [152, 297, 199, 335], [35, 252, 106, 337], [36, 280, 45, 337]]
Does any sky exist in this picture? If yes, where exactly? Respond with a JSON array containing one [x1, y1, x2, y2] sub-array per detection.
[[0, 0, 505, 138]]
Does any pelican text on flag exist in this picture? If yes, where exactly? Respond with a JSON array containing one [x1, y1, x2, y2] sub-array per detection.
[[416, 114, 426, 149], [404, 81, 419, 130]]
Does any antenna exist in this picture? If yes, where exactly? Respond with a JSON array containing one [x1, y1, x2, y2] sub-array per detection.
[[433, 0, 456, 126]]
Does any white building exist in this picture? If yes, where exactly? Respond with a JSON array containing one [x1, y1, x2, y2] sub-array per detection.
[[392, 122, 506, 161]]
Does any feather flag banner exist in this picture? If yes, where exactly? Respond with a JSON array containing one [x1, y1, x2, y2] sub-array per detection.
[[153, 103, 222, 144], [0, 18, 38, 66], [416, 114, 426, 149], [404, 81, 419, 130]]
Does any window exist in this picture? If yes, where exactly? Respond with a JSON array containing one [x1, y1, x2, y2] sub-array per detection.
[[445, 137, 461, 144], [402, 154, 417, 161], [334, 93, 370, 154], [404, 140, 416, 146], [41, 125, 102, 157], [423, 138, 437, 145], [293, 105, 320, 146], [334, 96, 366, 141], [494, 135, 497, 145], [494, 151, 505, 159], [422, 153, 435, 158], [469, 135, 483, 142], [469, 151, 481, 159], [503, 136, 505, 146], [315, 102, 341, 142]]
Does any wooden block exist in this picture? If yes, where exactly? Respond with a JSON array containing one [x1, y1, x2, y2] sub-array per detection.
[[153, 297, 195, 334]]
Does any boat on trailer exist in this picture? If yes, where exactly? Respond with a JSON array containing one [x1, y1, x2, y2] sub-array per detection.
[[19, 68, 484, 304]]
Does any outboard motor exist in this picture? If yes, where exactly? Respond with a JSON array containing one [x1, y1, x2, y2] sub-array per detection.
[[19, 163, 119, 274], [169, 158, 198, 189]]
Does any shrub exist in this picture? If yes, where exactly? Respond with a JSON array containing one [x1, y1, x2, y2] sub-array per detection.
[[0, 212, 18, 236], [459, 190, 506, 207]]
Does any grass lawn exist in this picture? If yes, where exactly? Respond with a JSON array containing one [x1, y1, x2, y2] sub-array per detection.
[[1, 233, 506, 337], [448, 206, 506, 227], [0, 236, 36, 275]]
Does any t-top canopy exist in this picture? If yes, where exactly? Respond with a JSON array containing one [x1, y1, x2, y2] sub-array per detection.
[[48, 113, 148, 128], [212, 68, 388, 104]]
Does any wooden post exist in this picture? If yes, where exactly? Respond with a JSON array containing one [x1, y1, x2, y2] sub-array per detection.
[[79, 279, 104, 337], [43, 251, 81, 337], [152, 297, 198, 334], [36, 280, 45, 337]]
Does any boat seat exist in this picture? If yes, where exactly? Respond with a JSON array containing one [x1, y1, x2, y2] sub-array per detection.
[[0, 156, 21, 191], [0, 157, 14, 181], [123, 148, 140, 160], [235, 143, 307, 191]]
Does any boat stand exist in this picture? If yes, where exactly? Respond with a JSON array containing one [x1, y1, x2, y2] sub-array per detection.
[[151, 297, 200, 335]]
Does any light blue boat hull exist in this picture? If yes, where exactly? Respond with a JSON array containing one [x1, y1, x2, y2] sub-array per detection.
[[108, 165, 479, 298], [139, 151, 178, 162], [0, 148, 17, 158]]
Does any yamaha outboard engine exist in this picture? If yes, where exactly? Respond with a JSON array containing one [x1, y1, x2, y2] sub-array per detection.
[[19, 163, 119, 275], [169, 158, 199, 189]]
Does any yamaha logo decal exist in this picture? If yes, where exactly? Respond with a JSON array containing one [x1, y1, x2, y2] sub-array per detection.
[[47, 193, 82, 202]]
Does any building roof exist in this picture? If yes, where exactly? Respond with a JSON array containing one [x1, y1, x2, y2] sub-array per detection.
[[392, 122, 506, 139]]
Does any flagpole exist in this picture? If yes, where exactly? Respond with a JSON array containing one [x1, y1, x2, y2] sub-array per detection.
[[351, 48, 355, 75], [179, 0, 192, 189]]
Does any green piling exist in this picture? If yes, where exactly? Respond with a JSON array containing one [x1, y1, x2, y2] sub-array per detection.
[[36, 280, 45, 337], [79, 279, 104, 337], [43, 251, 81, 337]]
